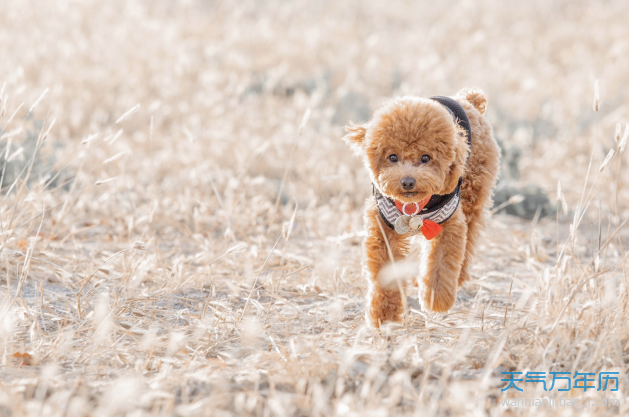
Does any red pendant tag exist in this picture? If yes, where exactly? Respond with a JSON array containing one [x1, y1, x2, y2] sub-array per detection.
[[420, 220, 442, 240], [394, 195, 431, 215]]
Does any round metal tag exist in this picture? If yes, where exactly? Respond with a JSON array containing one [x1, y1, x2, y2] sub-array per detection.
[[394, 215, 411, 234], [409, 216, 423, 230]]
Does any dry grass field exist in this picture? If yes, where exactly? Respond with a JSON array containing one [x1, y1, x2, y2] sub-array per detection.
[[1, 0, 629, 415]]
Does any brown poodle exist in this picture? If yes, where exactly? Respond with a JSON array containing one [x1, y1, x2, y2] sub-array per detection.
[[343, 88, 500, 327]]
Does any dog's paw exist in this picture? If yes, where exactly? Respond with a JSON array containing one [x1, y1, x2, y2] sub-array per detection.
[[458, 88, 487, 115], [365, 287, 404, 327], [418, 282, 456, 313]]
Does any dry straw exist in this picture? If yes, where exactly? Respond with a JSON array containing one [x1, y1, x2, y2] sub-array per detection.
[[0, 0, 628, 416]]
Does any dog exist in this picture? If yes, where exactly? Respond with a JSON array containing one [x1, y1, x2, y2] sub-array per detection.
[[343, 88, 500, 327]]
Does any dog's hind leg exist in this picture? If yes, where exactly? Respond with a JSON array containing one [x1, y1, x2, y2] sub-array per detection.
[[455, 95, 501, 286], [417, 207, 467, 312], [363, 203, 409, 327], [457, 204, 484, 286], [457, 156, 500, 286]]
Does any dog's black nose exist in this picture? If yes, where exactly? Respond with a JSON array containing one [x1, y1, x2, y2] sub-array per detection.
[[401, 177, 416, 190]]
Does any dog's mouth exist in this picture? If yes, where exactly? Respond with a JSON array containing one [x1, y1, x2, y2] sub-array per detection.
[[394, 190, 430, 203]]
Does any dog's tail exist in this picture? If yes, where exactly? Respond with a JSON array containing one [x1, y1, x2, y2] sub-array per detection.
[[457, 88, 487, 115]]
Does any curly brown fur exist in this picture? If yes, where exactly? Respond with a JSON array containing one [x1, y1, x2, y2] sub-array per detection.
[[343, 89, 500, 327]]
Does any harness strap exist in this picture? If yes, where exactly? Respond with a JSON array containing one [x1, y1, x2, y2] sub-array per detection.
[[430, 96, 472, 163], [374, 178, 462, 229]]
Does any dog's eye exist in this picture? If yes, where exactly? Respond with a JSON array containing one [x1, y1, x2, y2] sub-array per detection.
[[421, 155, 431, 163], [388, 154, 398, 163]]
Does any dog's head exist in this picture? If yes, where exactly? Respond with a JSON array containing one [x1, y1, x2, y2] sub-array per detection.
[[343, 97, 469, 203]]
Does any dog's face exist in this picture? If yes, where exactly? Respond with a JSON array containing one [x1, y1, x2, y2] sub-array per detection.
[[343, 97, 469, 203]]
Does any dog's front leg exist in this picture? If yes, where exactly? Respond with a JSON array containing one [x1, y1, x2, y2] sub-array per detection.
[[363, 203, 409, 327], [417, 207, 467, 312]]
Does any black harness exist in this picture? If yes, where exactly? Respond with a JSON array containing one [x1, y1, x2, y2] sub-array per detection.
[[374, 96, 472, 233]]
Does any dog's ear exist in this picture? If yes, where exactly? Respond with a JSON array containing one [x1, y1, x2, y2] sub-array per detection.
[[457, 87, 487, 115], [442, 125, 470, 193], [342, 123, 367, 153]]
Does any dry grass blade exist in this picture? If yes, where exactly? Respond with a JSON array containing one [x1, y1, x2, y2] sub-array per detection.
[[115, 104, 140, 124]]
